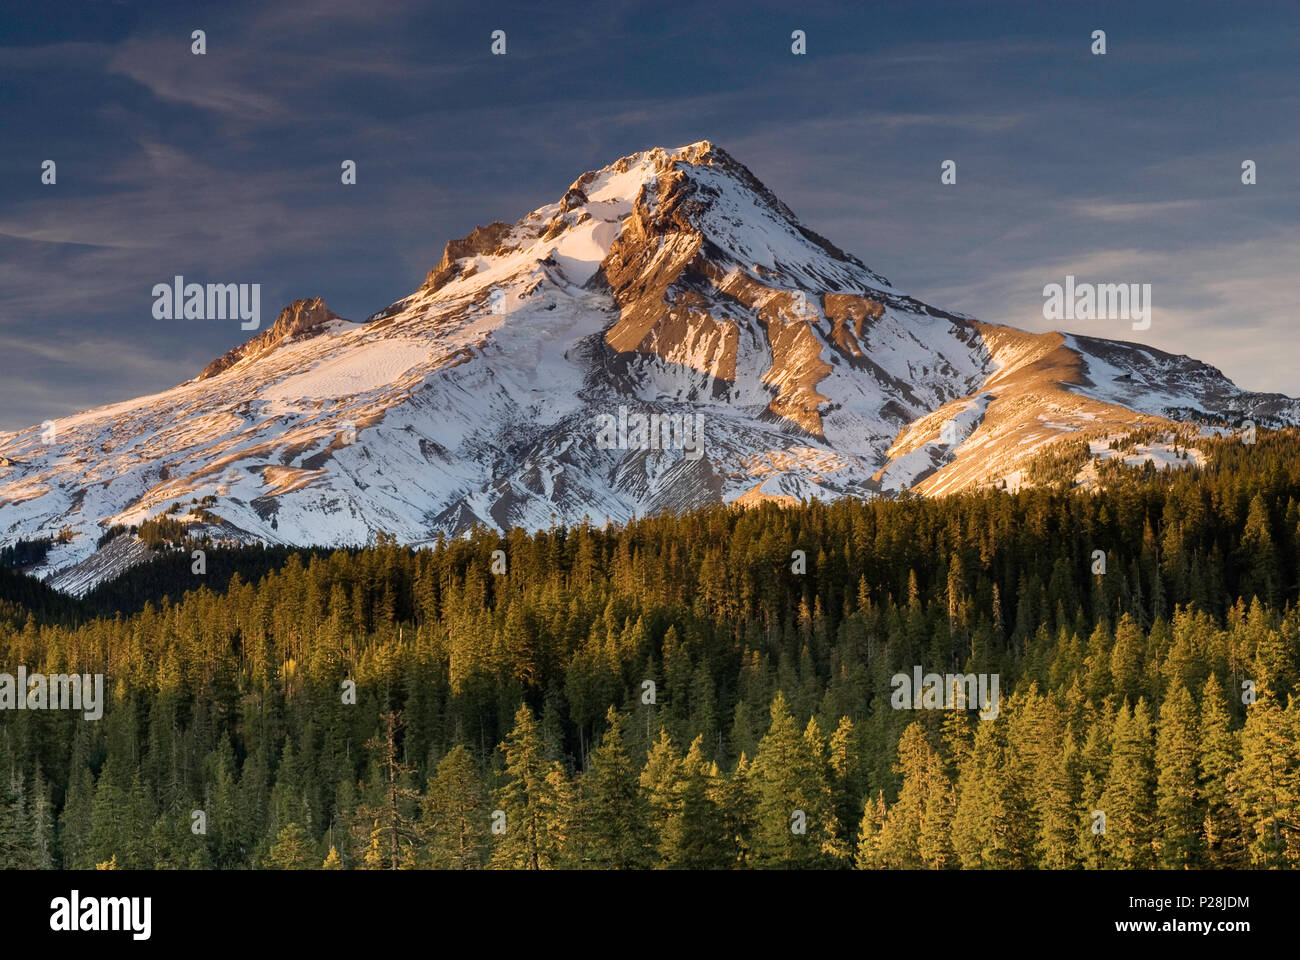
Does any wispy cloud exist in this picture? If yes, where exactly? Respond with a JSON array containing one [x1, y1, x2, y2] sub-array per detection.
[[0, 0, 1297, 430], [1070, 199, 1205, 221]]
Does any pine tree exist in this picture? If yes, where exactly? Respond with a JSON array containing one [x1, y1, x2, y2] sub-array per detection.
[[1154, 682, 1201, 868], [87, 758, 129, 869], [352, 711, 420, 870], [266, 822, 317, 869], [418, 744, 488, 868], [1076, 772, 1106, 869], [874, 722, 929, 868], [826, 716, 860, 864], [1033, 709, 1078, 869], [28, 768, 55, 870], [709, 753, 752, 869], [0, 774, 36, 869], [578, 706, 651, 868], [747, 692, 828, 868], [917, 750, 957, 869], [950, 708, 1033, 868], [1234, 690, 1300, 866], [674, 736, 730, 869], [854, 791, 888, 869], [1099, 700, 1156, 868], [1238, 493, 1279, 606], [1199, 675, 1246, 867], [490, 703, 565, 869], [1110, 614, 1144, 702], [537, 761, 579, 866], [639, 728, 683, 867], [802, 716, 846, 864]]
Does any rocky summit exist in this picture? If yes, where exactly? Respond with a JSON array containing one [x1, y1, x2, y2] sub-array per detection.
[[2, 141, 1297, 594]]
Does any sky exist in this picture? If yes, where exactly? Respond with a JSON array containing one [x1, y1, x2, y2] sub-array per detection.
[[1, 0, 1297, 430]]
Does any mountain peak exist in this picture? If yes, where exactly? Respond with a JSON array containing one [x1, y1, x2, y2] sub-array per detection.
[[391, 140, 891, 319], [5, 141, 1297, 597], [198, 297, 345, 380]]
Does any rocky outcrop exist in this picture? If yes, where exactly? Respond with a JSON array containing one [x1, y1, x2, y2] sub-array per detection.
[[422, 222, 519, 293], [5, 140, 1296, 598], [198, 297, 342, 380]]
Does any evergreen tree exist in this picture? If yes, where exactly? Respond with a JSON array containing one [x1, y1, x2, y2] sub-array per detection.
[[748, 693, 829, 868], [266, 822, 317, 869], [352, 711, 420, 870], [951, 708, 1033, 868], [1234, 691, 1300, 866], [1199, 675, 1246, 867], [875, 722, 929, 868], [1099, 700, 1156, 869], [418, 744, 488, 868], [578, 707, 651, 869], [490, 703, 565, 869], [0, 775, 36, 869], [1154, 682, 1201, 868]]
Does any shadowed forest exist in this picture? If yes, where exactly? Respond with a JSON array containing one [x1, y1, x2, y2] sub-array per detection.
[[1, 431, 1298, 870]]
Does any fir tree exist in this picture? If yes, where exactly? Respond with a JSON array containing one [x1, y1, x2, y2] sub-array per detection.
[[1099, 700, 1156, 869], [266, 822, 317, 869], [578, 707, 651, 869], [1154, 682, 1201, 868], [490, 703, 564, 869], [418, 744, 488, 868], [1199, 675, 1246, 867]]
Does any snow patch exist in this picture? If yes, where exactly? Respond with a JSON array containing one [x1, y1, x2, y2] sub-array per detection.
[[264, 340, 431, 403]]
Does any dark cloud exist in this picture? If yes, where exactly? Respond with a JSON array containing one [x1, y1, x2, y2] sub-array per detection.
[[1, 0, 1297, 429]]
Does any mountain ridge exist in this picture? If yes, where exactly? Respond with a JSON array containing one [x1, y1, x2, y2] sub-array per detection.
[[1, 140, 1296, 594]]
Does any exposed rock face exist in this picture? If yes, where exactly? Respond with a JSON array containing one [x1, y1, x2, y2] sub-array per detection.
[[592, 143, 903, 437], [422, 222, 518, 293], [198, 297, 343, 380]]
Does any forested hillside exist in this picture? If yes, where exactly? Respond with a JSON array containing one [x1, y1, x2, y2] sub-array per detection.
[[1, 431, 1298, 869]]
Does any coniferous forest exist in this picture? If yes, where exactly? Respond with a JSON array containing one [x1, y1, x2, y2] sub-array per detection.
[[1, 430, 1299, 870]]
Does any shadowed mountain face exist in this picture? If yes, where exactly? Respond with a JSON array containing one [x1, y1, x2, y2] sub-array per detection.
[[2, 141, 1297, 594]]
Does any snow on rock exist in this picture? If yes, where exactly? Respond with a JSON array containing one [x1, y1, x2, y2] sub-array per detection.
[[264, 340, 432, 404], [2, 141, 1297, 594]]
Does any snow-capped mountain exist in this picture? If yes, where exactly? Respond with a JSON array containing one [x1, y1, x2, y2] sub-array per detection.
[[2, 141, 1297, 593]]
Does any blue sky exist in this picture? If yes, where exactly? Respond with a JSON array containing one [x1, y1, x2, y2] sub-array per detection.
[[1, 0, 1297, 429]]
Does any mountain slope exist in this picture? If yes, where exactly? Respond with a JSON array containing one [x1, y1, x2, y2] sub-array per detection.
[[1, 141, 1296, 593]]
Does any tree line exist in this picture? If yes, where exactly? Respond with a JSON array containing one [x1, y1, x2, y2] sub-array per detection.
[[0, 429, 1298, 868]]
